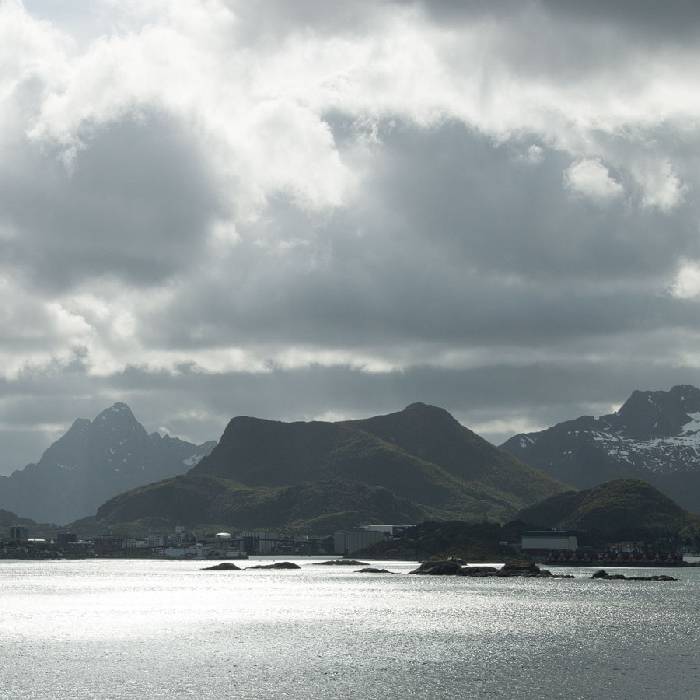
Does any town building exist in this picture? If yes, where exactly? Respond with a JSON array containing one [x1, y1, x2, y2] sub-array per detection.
[[362, 524, 414, 537], [334, 528, 385, 555], [9, 526, 29, 542], [521, 530, 578, 553]]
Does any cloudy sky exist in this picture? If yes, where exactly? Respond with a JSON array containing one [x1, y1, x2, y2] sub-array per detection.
[[3, 0, 700, 473]]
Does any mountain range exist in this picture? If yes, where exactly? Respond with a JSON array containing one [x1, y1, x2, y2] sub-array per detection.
[[7, 387, 700, 533], [502, 384, 700, 512], [356, 479, 700, 561], [0, 403, 215, 525], [94, 402, 564, 532]]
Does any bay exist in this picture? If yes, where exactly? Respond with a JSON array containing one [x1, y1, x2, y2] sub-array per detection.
[[1, 559, 699, 699]]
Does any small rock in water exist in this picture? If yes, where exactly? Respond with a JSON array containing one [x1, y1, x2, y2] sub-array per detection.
[[410, 559, 566, 578], [409, 560, 463, 575], [201, 562, 241, 571], [312, 559, 369, 566], [592, 569, 678, 581], [356, 567, 394, 574], [245, 561, 301, 570]]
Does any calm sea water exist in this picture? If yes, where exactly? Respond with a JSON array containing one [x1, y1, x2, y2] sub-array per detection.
[[0, 558, 699, 699]]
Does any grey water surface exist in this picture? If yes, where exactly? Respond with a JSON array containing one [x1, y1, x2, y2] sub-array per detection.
[[1, 559, 698, 699]]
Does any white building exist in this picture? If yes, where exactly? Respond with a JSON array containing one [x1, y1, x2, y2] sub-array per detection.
[[361, 524, 414, 537], [146, 534, 166, 548], [521, 531, 578, 552]]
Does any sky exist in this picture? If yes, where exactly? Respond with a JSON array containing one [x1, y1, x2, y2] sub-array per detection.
[[3, 0, 700, 473]]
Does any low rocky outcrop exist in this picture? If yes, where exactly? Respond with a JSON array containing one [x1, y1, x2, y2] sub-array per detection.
[[410, 559, 573, 578], [497, 560, 548, 577], [245, 561, 301, 570], [201, 562, 241, 571], [410, 560, 464, 575], [356, 567, 395, 574], [312, 559, 369, 566], [592, 569, 678, 581]]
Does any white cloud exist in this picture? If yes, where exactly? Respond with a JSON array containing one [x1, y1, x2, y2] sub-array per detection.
[[671, 259, 700, 298], [526, 144, 544, 164], [635, 159, 687, 212], [563, 158, 624, 202]]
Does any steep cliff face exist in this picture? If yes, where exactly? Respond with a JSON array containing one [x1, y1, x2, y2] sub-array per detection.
[[0, 403, 215, 524]]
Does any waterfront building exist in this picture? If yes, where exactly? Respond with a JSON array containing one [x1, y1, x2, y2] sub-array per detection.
[[361, 524, 415, 537], [521, 530, 578, 553], [334, 528, 385, 555], [146, 534, 166, 548], [9, 526, 29, 542], [56, 532, 78, 546], [93, 535, 127, 555]]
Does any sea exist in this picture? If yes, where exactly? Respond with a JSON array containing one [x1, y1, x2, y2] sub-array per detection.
[[1, 558, 699, 699]]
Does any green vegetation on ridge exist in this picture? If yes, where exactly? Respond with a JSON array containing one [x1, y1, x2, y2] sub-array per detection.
[[517, 479, 700, 541], [95, 403, 564, 531]]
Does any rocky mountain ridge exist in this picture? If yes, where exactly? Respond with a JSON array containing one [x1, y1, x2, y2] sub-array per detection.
[[95, 402, 564, 531], [0, 403, 215, 524], [502, 385, 700, 511]]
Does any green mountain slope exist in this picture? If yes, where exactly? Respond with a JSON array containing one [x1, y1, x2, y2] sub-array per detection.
[[346, 403, 561, 507], [94, 403, 565, 531], [516, 479, 698, 535], [96, 475, 426, 534]]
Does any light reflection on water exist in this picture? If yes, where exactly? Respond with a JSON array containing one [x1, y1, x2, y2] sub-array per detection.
[[0, 559, 699, 699]]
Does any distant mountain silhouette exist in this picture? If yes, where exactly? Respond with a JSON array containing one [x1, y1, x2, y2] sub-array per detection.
[[0, 508, 37, 529], [95, 402, 563, 531], [501, 385, 700, 511], [0, 403, 215, 524]]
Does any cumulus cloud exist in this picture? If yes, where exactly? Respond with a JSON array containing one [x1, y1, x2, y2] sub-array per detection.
[[635, 159, 687, 212], [564, 159, 623, 202], [4, 0, 700, 471], [671, 260, 700, 298]]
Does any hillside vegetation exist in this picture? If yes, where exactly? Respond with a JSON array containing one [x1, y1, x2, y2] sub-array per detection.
[[517, 479, 700, 538], [94, 403, 563, 531]]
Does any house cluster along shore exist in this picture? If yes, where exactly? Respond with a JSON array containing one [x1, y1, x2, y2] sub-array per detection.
[[2, 520, 696, 568], [0, 524, 412, 561]]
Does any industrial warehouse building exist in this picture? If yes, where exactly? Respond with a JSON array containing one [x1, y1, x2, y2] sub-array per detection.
[[520, 530, 578, 553]]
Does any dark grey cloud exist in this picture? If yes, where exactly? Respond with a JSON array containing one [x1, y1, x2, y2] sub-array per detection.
[[3, 0, 700, 478], [419, 0, 700, 41], [0, 110, 222, 291], [543, 0, 700, 41], [136, 121, 700, 353]]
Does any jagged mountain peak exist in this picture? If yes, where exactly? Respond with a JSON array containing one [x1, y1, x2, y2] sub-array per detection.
[[614, 385, 700, 440], [0, 403, 215, 524], [501, 384, 700, 512], [98, 402, 563, 530], [93, 401, 140, 425], [619, 384, 700, 411], [669, 384, 700, 397]]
